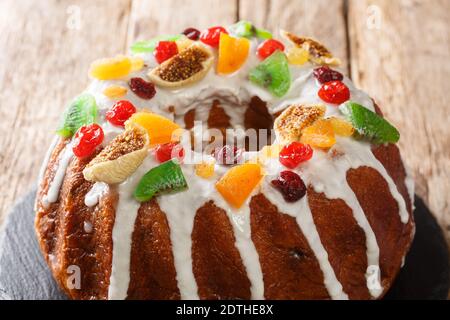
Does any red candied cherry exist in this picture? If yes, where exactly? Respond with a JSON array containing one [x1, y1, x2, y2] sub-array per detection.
[[129, 77, 156, 100], [182, 27, 201, 41], [105, 100, 136, 127], [155, 142, 185, 163], [271, 170, 307, 202], [318, 80, 350, 104], [154, 41, 179, 64], [72, 124, 104, 158], [313, 66, 344, 84], [257, 39, 285, 60], [199, 26, 228, 48], [213, 145, 243, 165], [279, 142, 313, 169]]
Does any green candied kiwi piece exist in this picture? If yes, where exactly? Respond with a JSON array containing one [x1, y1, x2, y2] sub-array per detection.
[[249, 50, 291, 97], [130, 34, 183, 54], [229, 20, 272, 39], [339, 101, 400, 144], [134, 159, 188, 202], [56, 93, 98, 138]]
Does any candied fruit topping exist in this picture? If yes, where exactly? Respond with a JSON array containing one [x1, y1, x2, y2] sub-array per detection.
[[260, 144, 282, 160], [327, 117, 354, 137], [274, 104, 325, 143], [89, 55, 132, 80], [130, 57, 145, 72], [57, 93, 98, 138], [155, 142, 185, 163], [318, 80, 350, 105], [313, 66, 344, 84], [249, 51, 291, 97], [126, 112, 181, 146], [213, 145, 243, 165], [257, 39, 285, 60], [279, 142, 313, 169], [105, 100, 137, 127], [154, 41, 179, 64], [134, 159, 188, 202], [271, 170, 307, 202], [200, 26, 228, 48], [195, 161, 215, 179], [103, 85, 128, 99], [129, 77, 156, 100], [228, 21, 272, 39], [286, 47, 309, 65], [130, 35, 182, 54], [300, 119, 336, 149], [339, 102, 400, 143], [216, 163, 262, 208], [182, 27, 201, 40], [72, 123, 104, 158], [176, 37, 194, 52], [217, 33, 250, 74]]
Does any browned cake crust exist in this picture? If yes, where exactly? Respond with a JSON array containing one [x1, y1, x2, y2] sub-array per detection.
[[35, 100, 414, 300]]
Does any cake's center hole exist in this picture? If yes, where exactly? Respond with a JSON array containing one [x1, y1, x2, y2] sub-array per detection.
[[182, 97, 275, 153]]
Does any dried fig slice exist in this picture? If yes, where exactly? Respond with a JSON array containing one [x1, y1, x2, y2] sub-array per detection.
[[274, 104, 326, 143], [83, 126, 149, 184], [147, 43, 213, 88], [281, 30, 341, 66]]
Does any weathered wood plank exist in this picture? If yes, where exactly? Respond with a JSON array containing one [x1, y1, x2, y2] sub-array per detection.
[[239, 0, 349, 72], [348, 0, 450, 242], [0, 0, 131, 223], [126, 0, 238, 47]]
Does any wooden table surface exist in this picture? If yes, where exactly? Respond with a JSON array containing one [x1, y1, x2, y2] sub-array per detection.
[[0, 0, 449, 249]]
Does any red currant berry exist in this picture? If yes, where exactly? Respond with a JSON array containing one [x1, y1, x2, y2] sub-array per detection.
[[313, 66, 344, 84], [213, 145, 243, 165], [271, 170, 306, 202], [257, 39, 285, 60], [129, 77, 156, 100], [72, 124, 104, 158], [105, 100, 136, 127], [318, 80, 350, 104], [154, 41, 179, 64], [155, 142, 185, 163], [199, 26, 228, 48], [279, 142, 313, 169], [182, 27, 201, 41]]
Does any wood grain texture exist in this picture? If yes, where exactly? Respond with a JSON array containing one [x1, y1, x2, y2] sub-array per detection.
[[0, 0, 131, 223], [348, 0, 450, 243], [239, 0, 349, 72]]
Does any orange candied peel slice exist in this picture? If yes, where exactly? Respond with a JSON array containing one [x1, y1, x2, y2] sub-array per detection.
[[89, 55, 132, 80], [300, 119, 336, 149], [217, 33, 250, 75], [125, 112, 181, 146], [327, 117, 354, 137], [195, 161, 215, 179], [215, 163, 263, 208]]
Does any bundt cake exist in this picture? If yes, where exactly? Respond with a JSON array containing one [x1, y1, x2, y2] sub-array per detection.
[[35, 21, 415, 300]]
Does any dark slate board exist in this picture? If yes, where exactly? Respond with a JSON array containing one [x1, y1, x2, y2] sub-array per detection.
[[0, 190, 448, 300]]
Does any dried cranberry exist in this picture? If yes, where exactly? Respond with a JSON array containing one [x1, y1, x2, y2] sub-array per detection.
[[257, 39, 285, 60], [199, 26, 228, 48], [213, 145, 243, 165], [105, 100, 136, 127], [313, 66, 344, 84], [318, 80, 350, 104], [182, 27, 201, 41], [279, 142, 313, 169], [154, 41, 179, 64], [271, 170, 307, 202], [129, 77, 156, 100], [155, 142, 185, 163], [72, 123, 104, 158]]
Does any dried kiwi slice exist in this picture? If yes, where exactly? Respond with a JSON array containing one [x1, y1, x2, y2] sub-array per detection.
[[249, 51, 291, 97], [339, 102, 400, 144], [130, 35, 183, 54], [56, 93, 98, 138], [134, 159, 188, 202]]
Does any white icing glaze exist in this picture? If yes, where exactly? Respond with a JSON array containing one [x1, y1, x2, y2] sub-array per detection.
[[84, 182, 108, 207], [39, 27, 414, 300], [42, 142, 73, 207]]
